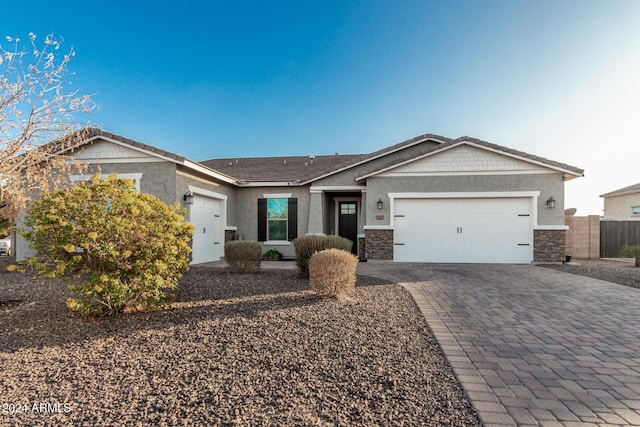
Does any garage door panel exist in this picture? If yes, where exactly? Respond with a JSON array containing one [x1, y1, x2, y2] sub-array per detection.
[[190, 197, 221, 264], [394, 198, 532, 264]]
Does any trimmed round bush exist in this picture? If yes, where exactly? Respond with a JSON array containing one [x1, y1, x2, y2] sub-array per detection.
[[224, 241, 262, 273], [309, 248, 358, 299], [21, 174, 194, 317], [293, 235, 353, 278]]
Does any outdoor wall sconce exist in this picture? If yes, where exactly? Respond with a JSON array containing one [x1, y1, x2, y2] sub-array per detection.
[[377, 199, 384, 210], [184, 191, 194, 205], [546, 196, 556, 209]]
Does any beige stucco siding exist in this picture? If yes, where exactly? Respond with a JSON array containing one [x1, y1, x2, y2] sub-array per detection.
[[234, 186, 311, 257], [603, 193, 640, 220]]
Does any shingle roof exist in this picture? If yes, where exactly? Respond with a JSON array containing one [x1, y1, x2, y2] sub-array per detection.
[[600, 183, 640, 198], [55, 128, 584, 185], [85, 128, 187, 162], [200, 133, 451, 183], [201, 154, 362, 183]]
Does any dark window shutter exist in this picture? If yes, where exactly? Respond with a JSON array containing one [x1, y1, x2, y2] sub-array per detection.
[[288, 198, 298, 241], [258, 198, 267, 241]]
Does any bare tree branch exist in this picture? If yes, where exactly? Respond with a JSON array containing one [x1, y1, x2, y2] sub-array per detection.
[[0, 33, 96, 223]]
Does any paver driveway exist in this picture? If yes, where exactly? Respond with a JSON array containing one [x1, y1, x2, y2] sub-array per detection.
[[357, 263, 640, 427]]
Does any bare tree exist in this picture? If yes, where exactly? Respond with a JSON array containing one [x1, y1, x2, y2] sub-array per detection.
[[0, 33, 95, 223]]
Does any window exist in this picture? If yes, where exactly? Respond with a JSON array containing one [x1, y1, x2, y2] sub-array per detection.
[[340, 203, 357, 215], [267, 198, 288, 241], [632, 206, 640, 215], [258, 197, 297, 242]]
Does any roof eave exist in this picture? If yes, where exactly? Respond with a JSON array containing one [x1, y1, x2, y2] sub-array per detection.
[[300, 135, 450, 184]]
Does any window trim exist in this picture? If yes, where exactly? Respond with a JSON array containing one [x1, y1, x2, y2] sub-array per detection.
[[258, 197, 297, 242], [267, 198, 289, 241], [632, 206, 640, 216]]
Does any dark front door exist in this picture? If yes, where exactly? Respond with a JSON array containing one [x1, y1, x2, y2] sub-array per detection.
[[338, 202, 358, 254]]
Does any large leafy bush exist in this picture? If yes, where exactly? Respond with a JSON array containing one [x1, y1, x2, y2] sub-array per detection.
[[22, 174, 194, 316]]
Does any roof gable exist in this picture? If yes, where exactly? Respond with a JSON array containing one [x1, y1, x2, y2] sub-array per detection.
[[74, 139, 168, 163], [377, 144, 552, 176], [57, 128, 237, 185], [357, 138, 584, 181]]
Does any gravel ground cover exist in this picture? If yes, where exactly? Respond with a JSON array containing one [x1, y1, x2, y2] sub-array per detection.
[[0, 268, 481, 426], [540, 258, 640, 289]]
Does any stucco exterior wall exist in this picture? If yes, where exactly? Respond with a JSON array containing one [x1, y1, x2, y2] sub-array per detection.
[[365, 173, 566, 227], [312, 140, 441, 187], [603, 194, 640, 220], [233, 186, 311, 257], [175, 167, 237, 226], [84, 162, 178, 205]]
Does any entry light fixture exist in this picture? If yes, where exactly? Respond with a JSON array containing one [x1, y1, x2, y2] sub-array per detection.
[[546, 196, 556, 209], [184, 191, 194, 205], [377, 199, 384, 210]]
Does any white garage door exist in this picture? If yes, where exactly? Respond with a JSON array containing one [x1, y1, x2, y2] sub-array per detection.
[[190, 197, 221, 264], [394, 198, 533, 263]]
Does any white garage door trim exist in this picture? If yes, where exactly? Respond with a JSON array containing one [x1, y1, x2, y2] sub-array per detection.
[[188, 186, 228, 264], [390, 191, 540, 264]]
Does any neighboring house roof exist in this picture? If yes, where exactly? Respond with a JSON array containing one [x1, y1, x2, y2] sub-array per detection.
[[600, 183, 640, 198]]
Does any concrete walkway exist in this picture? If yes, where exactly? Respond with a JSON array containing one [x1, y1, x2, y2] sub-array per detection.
[[357, 262, 640, 427]]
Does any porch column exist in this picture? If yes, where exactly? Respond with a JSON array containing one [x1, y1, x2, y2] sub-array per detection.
[[307, 190, 324, 234]]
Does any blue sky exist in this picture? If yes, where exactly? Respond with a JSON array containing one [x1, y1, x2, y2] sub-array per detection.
[[3, 0, 639, 215]]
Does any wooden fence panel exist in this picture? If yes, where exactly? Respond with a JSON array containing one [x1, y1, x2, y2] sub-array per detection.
[[600, 221, 640, 257]]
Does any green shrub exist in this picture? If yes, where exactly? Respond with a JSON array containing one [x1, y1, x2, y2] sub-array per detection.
[[621, 245, 640, 267], [324, 234, 353, 253], [309, 248, 358, 299], [225, 241, 262, 273], [293, 235, 353, 278], [263, 248, 282, 261], [21, 174, 194, 317]]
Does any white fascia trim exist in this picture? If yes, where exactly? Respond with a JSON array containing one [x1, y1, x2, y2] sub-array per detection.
[[378, 169, 556, 178], [302, 136, 448, 185], [363, 225, 393, 230], [183, 160, 237, 185], [534, 225, 569, 230], [263, 193, 292, 198], [70, 173, 143, 183], [225, 226, 238, 231], [238, 181, 301, 187], [310, 185, 366, 193], [388, 191, 541, 199], [74, 158, 166, 164], [188, 185, 228, 200]]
